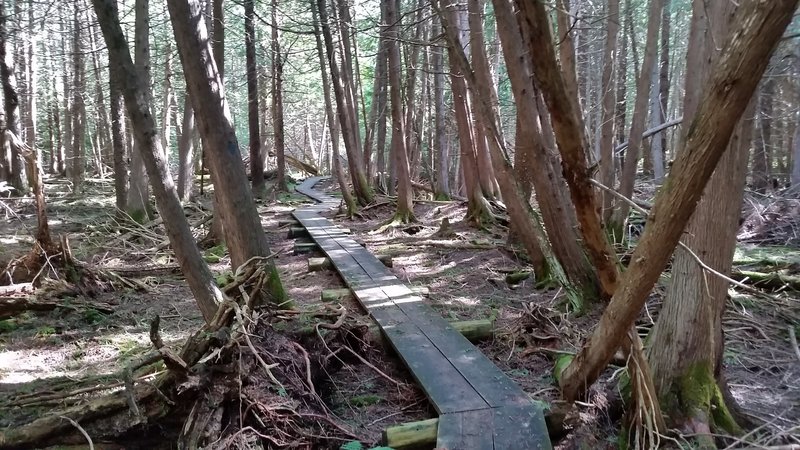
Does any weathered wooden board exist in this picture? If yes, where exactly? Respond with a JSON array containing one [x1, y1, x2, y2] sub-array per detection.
[[292, 177, 551, 448]]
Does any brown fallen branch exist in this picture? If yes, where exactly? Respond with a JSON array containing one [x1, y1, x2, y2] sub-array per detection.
[[0, 296, 115, 320]]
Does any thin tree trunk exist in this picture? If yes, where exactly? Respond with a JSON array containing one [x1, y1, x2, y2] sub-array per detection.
[[752, 79, 773, 194], [384, 0, 414, 222], [317, 0, 373, 205], [271, 0, 287, 192], [93, 0, 224, 323], [558, 0, 798, 402], [127, 0, 152, 222], [441, 0, 549, 277], [71, 4, 85, 192], [610, 0, 666, 238], [432, 15, 449, 200], [159, 41, 175, 159], [362, 36, 386, 183], [177, 94, 195, 201], [516, 0, 620, 299], [598, 0, 620, 220], [167, 0, 287, 305], [0, 2, 27, 194], [245, 0, 263, 197], [494, 0, 598, 300], [110, 75, 128, 214]]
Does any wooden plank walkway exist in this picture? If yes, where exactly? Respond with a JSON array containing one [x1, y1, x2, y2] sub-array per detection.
[[293, 177, 551, 449]]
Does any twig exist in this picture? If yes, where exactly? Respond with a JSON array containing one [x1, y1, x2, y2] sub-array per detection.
[[788, 326, 800, 364], [591, 179, 784, 302], [59, 416, 94, 450]]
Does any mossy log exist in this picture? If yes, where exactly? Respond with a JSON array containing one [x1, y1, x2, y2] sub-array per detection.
[[505, 271, 532, 285], [292, 242, 318, 255], [309, 254, 392, 272], [730, 269, 800, 291], [321, 286, 429, 302], [383, 418, 439, 449]]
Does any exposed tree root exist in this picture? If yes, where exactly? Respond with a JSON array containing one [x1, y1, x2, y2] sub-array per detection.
[[0, 302, 374, 449]]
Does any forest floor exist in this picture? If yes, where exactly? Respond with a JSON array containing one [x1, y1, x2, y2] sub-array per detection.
[[0, 175, 798, 449]]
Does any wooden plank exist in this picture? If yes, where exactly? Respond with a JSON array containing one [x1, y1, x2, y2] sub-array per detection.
[[436, 410, 495, 450], [399, 302, 530, 408], [492, 404, 551, 450], [377, 316, 489, 414]]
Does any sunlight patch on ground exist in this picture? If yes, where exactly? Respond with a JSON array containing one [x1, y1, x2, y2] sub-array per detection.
[[440, 295, 480, 307]]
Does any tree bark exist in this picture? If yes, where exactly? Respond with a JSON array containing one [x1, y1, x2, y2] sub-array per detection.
[[71, 4, 85, 192], [431, 15, 449, 200], [647, 0, 751, 439], [515, 0, 620, 299], [598, 0, 620, 218], [271, 0, 287, 192], [177, 94, 195, 201], [558, 0, 798, 402], [245, 0, 263, 197], [310, 0, 356, 215], [110, 75, 128, 215], [166, 0, 287, 308], [440, 0, 549, 277], [384, 0, 414, 222], [610, 0, 666, 238], [752, 78, 773, 194], [127, 0, 153, 222], [317, 0, 373, 205], [93, 0, 224, 323], [494, 0, 598, 300], [0, 2, 27, 194]]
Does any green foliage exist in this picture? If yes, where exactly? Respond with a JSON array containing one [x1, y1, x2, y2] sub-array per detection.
[[215, 270, 234, 287], [340, 442, 363, 450], [35, 326, 57, 337], [204, 244, 228, 263], [82, 308, 105, 325], [553, 354, 574, 384], [0, 319, 18, 333], [349, 394, 382, 407]]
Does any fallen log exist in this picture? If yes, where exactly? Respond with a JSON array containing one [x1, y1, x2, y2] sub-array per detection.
[[730, 269, 800, 291], [383, 418, 438, 449], [310, 254, 392, 272]]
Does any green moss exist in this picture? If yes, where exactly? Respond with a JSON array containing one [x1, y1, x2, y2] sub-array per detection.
[[266, 266, 292, 308], [350, 394, 382, 407], [128, 208, 148, 225], [675, 361, 742, 438], [553, 354, 574, 384]]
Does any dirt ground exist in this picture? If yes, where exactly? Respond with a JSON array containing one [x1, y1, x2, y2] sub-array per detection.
[[0, 175, 798, 448]]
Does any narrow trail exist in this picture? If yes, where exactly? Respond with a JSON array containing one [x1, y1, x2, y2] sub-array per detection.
[[293, 177, 552, 449]]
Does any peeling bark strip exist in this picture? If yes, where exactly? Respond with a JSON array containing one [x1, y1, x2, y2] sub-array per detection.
[[558, 0, 800, 402], [515, 0, 620, 299]]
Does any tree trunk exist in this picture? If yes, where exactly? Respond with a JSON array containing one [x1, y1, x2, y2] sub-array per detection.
[[71, 4, 85, 192], [310, 0, 356, 215], [752, 78, 773, 194], [442, 0, 493, 226], [384, 0, 414, 223], [167, 0, 287, 307], [159, 41, 175, 160], [317, 0, 373, 205], [598, 0, 620, 218], [558, 0, 798, 402], [647, 1, 750, 440], [93, 0, 224, 323], [0, 3, 27, 194], [245, 0, 263, 197], [177, 94, 195, 201], [494, 0, 598, 301], [271, 0, 287, 192], [127, 0, 152, 222], [110, 75, 128, 214], [610, 0, 666, 238], [515, 0, 620, 299], [431, 15, 449, 200], [440, 0, 550, 277]]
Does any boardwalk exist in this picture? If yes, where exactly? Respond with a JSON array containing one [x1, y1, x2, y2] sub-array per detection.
[[293, 177, 551, 449]]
